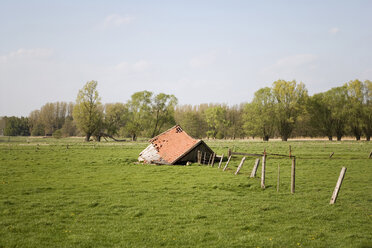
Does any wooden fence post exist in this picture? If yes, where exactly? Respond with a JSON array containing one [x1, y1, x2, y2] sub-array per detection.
[[223, 156, 232, 171], [234, 157, 246, 175], [261, 151, 266, 189], [218, 154, 224, 168], [228, 149, 231, 157], [330, 167, 347, 204], [203, 152, 206, 164], [250, 158, 260, 178], [291, 157, 296, 194], [210, 153, 216, 167], [289, 145, 291, 158], [277, 164, 280, 192], [197, 150, 201, 164]]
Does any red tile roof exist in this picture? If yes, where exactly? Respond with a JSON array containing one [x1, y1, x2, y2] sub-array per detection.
[[149, 125, 199, 164]]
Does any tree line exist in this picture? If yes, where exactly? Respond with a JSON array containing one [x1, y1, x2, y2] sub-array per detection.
[[1, 79, 371, 141]]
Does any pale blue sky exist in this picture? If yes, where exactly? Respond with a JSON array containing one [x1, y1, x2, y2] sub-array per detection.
[[1, 0, 371, 116]]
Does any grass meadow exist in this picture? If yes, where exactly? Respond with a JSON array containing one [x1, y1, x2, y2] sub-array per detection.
[[0, 137, 371, 247]]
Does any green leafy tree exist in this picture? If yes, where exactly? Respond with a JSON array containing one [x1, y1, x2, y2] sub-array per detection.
[[124, 91, 178, 140], [242, 103, 257, 139], [52, 129, 62, 139], [326, 86, 348, 141], [38, 102, 68, 135], [73, 81, 104, 141], [104, 103, 128, 136], [307, 93, 334, 140], [177, 111, 202, 138], [125, 91, 153, 141], [272, 80, 308, 141], [61, 117, 78, 137], [244, 87, 275, 141], [292, 110, 314, 138], [0, 117, 5, 136], [40, 103, 56, 135], [150, 93, 178, 137], [174, 105, 208, 138], [28, 110, 45, 136], [61, 102, 77, 137], [205, 106, 229, 139], [54, 102, 68, 130], [3, 116, 30, 136], [362, 80, 372, 141], [345, 80, 364, 140], [226, 104, 245, 139]]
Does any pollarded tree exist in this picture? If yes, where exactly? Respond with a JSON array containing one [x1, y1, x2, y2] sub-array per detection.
[[73, 80, 104, 141], [29, 110, 45, 136], [242, 103, 257, 139], [104, 103, 128, 136], [38, 102, 69, 135], [362, 80, 372, 141], [125, 91, 153, 141], [226, 104, 245, 139], [0, 117, 6, 136], [325, 86, 348, 141], [124, 91, 178, 140], [40, 103, 56, 135], [174, 105, 208, 139], [244, 87, 276, 141], [272, 80, 308, 141], [150, 93, 178, 137], [345, 79, 364, 140], [61, 117, 78, 137], [54, 102, 68, 130], [204, 105, 229, 139], [3, 116, 30, 136], [307, 93, 334, 140]]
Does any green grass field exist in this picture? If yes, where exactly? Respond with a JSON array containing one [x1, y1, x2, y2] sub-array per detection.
[[0, 137, 371, 247]]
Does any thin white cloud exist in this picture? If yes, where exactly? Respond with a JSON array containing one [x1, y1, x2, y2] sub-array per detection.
[[329, 27, 340, 34], [0, 48, 53, 62], [260, 54, 318, 80], [189, 51, 217, 68], [275, 54, 317, 68], [133, 60, 150, 72], [114, 61, 130, 71], [102, 14, 134, 28], [0, 48, 152, 116]]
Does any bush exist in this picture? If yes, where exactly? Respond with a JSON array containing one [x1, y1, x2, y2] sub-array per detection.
[[52, 129, 62, 139]]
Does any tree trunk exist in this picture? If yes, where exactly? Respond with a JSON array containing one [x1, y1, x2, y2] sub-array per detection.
[[353, 127, 362, 141], [151, 110, 160, 138], [328, 136, 333, 141], [281, 136, 288, 141], [96, 135, 101, 142], [263, 135, 269, 141], [337, 135, 342, 141], [85, 133, 91, 142], [131, 133, 137, 141], [366, 136, 370, 141]]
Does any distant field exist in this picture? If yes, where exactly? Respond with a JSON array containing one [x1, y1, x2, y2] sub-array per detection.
[[0, 137, 371, 247]]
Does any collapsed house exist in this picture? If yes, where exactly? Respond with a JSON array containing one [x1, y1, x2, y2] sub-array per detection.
[[138, 125, 214, 165]]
